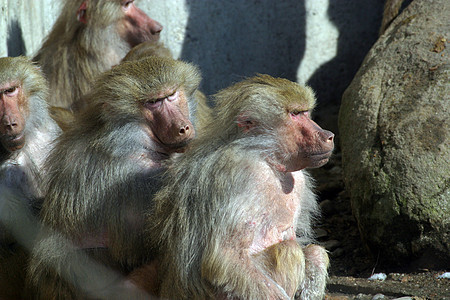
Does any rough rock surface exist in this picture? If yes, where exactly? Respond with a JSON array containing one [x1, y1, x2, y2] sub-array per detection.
[[309, 149, 449, 299], [338, 0, 449, 268]]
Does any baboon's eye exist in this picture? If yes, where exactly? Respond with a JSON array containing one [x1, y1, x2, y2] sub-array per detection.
[[122, 0, 134, 10], [167, 91, 178, 102], [2, 86, 18, 96], [290, 110, 308, 117]]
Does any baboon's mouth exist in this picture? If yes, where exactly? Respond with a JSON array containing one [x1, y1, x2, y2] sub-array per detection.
[[1, 132, 25, 151], [311, 150, 333, 160], [164, 140, 191, 153]]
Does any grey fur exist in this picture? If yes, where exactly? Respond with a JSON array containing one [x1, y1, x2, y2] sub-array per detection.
[[147, 74, 329, 299], [0, 56, 61, 299], [26, 56, 201, 299]]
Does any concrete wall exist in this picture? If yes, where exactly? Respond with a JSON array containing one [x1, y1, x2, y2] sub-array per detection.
[[0, 0, 385, 130], [0, 0, 60, 57]]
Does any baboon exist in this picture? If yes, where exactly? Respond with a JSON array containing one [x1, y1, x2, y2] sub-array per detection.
[[0, 56, 61, 299], [26, 56, 201, 299], [145, 74, 334, 299], [33, 0, 163, 109], [120, 41, 213, 133]]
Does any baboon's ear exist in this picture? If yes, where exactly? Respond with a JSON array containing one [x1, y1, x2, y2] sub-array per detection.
[[77, 1, 88, 24], [236, 113, 256, 133]]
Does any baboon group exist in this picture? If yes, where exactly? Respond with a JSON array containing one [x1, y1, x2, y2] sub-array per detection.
[[0, 1, 335, 299]]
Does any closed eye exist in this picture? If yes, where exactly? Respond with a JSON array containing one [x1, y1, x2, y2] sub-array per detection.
[[167, 91, 178, 102], [290, 110, 308, 117], [144, 98, 163, 109]]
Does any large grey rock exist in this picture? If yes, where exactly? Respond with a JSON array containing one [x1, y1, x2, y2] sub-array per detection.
[[339, 0, 449, 268]]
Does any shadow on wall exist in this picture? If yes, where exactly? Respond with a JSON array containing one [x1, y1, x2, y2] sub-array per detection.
[[180, 0, 306, 96], [307, 1, 383, 108], [7, 20, 27, 57], [306, 0, 384, 134], [180, 0, 386, 135]]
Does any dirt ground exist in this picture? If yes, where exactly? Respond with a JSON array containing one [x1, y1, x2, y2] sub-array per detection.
[[309, 149, 450, 300]]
